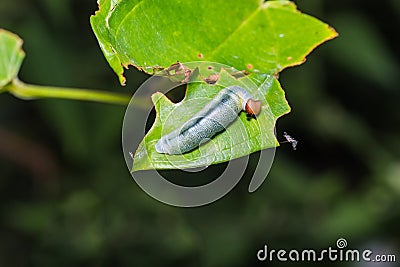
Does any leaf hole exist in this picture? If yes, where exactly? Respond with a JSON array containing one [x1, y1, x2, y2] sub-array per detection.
[[165, 84, 186, 103], [145, 106, 157, 133]]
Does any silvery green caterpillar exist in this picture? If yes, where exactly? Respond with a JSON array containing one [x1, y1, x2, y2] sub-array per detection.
[[155, 86, 261, 155]]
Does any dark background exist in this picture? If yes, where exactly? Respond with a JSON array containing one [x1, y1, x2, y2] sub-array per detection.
[[0, 0, 399, 266]]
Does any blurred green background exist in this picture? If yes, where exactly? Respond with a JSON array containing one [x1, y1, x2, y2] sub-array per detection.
[[0, 1, 399, 266]]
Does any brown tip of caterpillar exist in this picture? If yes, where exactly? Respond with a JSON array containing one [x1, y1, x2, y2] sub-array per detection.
[[245, 99, 261, 116]]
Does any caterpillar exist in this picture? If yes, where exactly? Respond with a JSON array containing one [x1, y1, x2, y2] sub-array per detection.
[[155, 86, 261, 155]]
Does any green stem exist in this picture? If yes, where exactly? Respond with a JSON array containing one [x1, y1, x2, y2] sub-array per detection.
[[3, 79, 131, 105]]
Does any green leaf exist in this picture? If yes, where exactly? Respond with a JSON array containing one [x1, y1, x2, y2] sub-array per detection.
[[91, 0, 337, 84], [0, 29, 25, 89], [132, 68, 290, 171], [91, 0, 127, 85], [0, 28, 130, 105], [90, 0, 337, 170]]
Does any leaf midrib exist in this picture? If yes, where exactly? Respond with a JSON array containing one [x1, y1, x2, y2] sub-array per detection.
[[207, 4, 263, 59], [114, 1, 145, 38]]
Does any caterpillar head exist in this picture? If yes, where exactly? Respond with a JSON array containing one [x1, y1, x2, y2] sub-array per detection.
[[245, 99, 262, 116]]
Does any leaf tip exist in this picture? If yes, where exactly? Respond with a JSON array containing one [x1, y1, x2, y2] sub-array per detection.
[[151, 92, 165, 104], [328, 25, 339, 40]]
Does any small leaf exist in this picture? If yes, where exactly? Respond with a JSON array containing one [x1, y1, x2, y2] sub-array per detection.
[[91, 0, 337, 84], [0, 29, 25, 88], [132, 69, 290, 171]]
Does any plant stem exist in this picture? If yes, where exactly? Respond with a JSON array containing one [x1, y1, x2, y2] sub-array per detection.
[[3, 79, 131, 105]]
